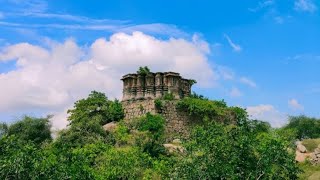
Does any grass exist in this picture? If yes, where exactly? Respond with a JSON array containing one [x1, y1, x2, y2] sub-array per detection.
[[298, 162, 320, 180], [302, 138, 320, 152]]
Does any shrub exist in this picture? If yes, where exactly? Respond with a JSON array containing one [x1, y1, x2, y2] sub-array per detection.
[[163, 92, 175, 100], [154, 99, 163, 109], [176, 97, 243, 124]]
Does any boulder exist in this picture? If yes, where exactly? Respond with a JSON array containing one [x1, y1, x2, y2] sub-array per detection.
[[163, 143, 185, 154], [103, 122, 117, 132], [297, 144, 307, 153], [295, 151, 307, 162]]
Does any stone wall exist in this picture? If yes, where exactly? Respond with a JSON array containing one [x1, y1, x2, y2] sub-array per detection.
[[122, 100, 196, 141]]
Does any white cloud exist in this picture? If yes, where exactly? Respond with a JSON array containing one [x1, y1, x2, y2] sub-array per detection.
[[240, 77, 257, 88], [248, 0, 275, 12], [0, 31, 217, 130], [10, 12, 128, 24], [294, 0, 317, 13], [288, 98, 304, 111], [224, 34, 242, 52], [229, 87, 242, 97], [247, 104, 288, 127], [0, 20, 187, 37]]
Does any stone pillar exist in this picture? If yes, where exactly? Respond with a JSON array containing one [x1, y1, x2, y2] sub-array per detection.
[[171, 76, 180, 99], [122, 78, 129, 101], [130, 75, 137, 100], [145, 73, 155, 99], [136, 74, 144, 99], [163, 74, 168, 95], [155, 73, 163, 98]]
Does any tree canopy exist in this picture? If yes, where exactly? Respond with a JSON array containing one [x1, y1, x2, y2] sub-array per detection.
[[0, 91, 302, 179]]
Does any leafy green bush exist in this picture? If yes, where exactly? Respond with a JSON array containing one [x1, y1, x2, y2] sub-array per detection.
[[94, 147, 150, 179], [163, 92, 175, 100], [135, 113, 166, 157], [137, 66, 151, 76], [189, 91, 208, 100], [176, 97, 244, 124], [137, 113, 165, 135], [154, 98, 163, 109]]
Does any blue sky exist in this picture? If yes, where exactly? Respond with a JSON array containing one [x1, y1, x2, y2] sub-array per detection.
[[0, 0, 319, 128]]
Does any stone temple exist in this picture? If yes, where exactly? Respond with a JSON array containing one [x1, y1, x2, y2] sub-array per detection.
[[121, 72, 194, 101]]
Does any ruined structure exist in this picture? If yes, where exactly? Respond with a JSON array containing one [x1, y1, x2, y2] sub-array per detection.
[[121, 71, 196, 140], [121, 72, 194, 101]]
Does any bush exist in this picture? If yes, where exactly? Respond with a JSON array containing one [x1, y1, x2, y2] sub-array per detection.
[[94, 147, 150, 179], [176, 97, 245, 124], [154, 99, 163, 109], [163, 92, 175, 100], [135, 113, 166, 157]]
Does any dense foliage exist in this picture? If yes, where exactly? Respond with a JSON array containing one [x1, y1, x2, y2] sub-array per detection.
[[177, 96, 246, 125], [172, 120, 299, 179], [0, 91, 303, 179], [281, 115, 320, 140], [1, 116, 52, 145], [68, 91, 124, 126]]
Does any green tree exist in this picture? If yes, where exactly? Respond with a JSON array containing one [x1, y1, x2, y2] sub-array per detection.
[[0, 136, 43, 179], [68, 91, 124, 126], [248, 119, 271, 135], [172, 120, 300, 179], [283, 115, 320, 139], [6, 116, 52, 145]]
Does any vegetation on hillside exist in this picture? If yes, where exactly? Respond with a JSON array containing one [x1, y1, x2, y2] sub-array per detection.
[[1, 90, 317, 179]]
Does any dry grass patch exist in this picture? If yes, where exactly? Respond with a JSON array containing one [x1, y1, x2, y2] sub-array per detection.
[[302, 138, 320, 152]]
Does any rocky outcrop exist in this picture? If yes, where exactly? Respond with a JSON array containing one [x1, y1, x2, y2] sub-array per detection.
[[296, 141, 307, 153], [163, 139, 185, 154], [103, 122, 117, 132], [311, 145, 320, 165], [295, 141, 309, 162]]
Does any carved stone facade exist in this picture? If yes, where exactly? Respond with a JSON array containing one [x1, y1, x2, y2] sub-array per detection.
[[121, 72, 193, 101]]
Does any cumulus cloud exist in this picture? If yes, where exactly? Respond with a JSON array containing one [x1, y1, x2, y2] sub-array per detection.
[[240, 77, 257, 88], [0, 31, 217, 130], [247, 104, 288, 127], [224, 34, 242, 52], [294, 0, 317, 13], [288, 98, 304, 110]]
